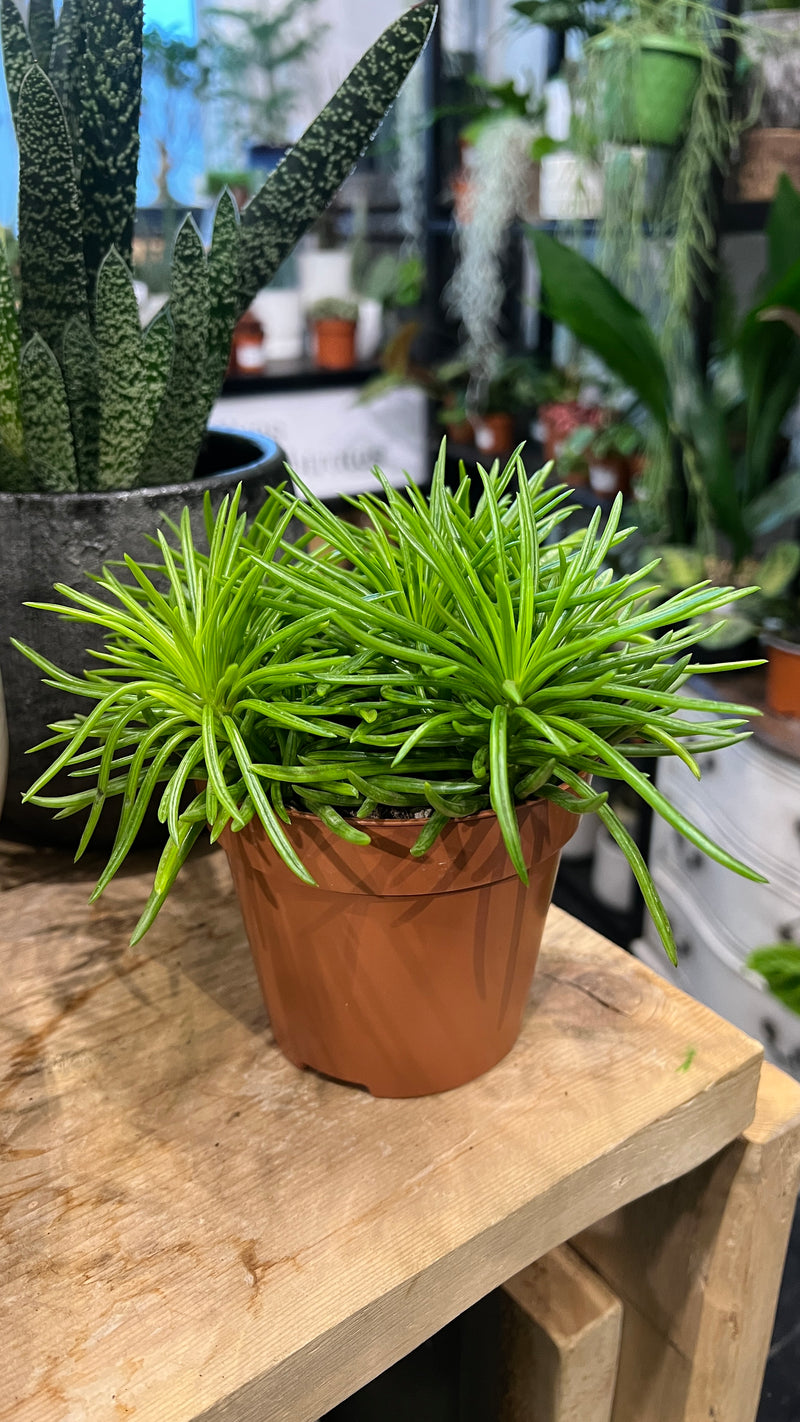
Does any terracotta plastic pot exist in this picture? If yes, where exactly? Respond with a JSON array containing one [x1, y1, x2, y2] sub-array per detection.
[[221, 799, 578, 1097], [474, 413, 515, 457], [728, 129, 800, 203], [313, 318, 357, 370], [601, 36, 703, 146], [765, 636, 800, 717]]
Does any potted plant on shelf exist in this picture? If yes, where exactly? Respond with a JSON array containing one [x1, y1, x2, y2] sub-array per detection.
[[530, 178, 800, 650], [17, 449, 762, 1097], [731, 2, 800, 201], [760, 590, 800, 714], [469, 354, 543, 457], [308, 297, 360, 371], [556, 416, 644, 497], [0, 0, 436, 837]]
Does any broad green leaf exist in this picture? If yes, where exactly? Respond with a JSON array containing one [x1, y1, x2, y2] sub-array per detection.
[[0, 0, 34, 123], [95, 248, 147, 491], [17, 63, 89, 348], [736, 254, 800, 501], [765, 176, 800, 292], [205, 189, 240, 406], [757, 541, 800, 599], [139, 217, 209, 486], [747, 945, 800, 1017], [0, 233, 23, 458], [19, 333, 77, 490], [531, 232, 671, 433], [78, 0, 143, 286], [27, 0, 54, 69], [62, 314, 99, 490], [237, 3, 437, 313], [747, 469, 800, 537]]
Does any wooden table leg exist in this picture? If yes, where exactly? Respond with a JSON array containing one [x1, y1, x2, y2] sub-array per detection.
[[572, 1061, 800, 1422]]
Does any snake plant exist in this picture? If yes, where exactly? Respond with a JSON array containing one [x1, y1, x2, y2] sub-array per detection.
[[0, 0, 436, 493], [17, 448, 764, 958]]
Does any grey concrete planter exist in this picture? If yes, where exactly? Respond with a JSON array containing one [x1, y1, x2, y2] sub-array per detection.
[[0, 428, 285, 844]]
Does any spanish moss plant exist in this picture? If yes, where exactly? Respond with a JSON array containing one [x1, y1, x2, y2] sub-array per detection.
[[16, 447, 763, 957]]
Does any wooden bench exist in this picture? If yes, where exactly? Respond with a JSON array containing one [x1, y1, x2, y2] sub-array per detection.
[[1, 839, 798, 1421]]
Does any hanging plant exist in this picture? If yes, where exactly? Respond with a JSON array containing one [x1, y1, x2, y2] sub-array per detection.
[[445, 113, 541, 392], [579, 0, 751, 344]]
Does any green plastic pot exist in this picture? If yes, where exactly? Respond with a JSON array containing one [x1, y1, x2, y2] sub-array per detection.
[[601, 35, 703, 147]]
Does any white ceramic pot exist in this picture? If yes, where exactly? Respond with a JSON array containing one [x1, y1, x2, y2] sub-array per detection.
[[539, 153, 604, 221], [298, 250, 353, 310], [560, 810, 601, 862], [590, 824, 636, 911], [249, 289, 304, 363], [356, 298, 384, 361]]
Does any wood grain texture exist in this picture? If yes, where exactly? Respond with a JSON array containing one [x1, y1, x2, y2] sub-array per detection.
[[574, 1061, 800, 1422], [0, 840, 762, 1422], [498, 1245, 622, 1421]]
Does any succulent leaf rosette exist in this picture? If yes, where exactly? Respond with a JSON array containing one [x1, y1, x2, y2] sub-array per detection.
[[17, 449, 764, 956]]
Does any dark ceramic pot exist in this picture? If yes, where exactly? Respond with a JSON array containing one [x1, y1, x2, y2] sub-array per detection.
[[0, 428, 286, 845]]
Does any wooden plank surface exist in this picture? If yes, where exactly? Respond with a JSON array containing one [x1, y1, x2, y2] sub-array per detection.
[[0, 840, 762, 1422], [498, 1245, 622, 1421], [574, 1061, 800, 1422]]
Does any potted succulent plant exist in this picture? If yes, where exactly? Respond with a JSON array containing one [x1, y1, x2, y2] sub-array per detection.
[[308, 297, 360, 370], [0, 0, 436, 837], [17, 448, 762, 1096]]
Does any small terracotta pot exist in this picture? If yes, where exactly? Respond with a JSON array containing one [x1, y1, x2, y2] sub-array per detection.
[[728, 130, 800, 203], [221, 800, 577, 1097], [313, 318, 357, 370], [474, 413, 515, 458], [765, 636, 800, 717], [588, 458, 631, 499]]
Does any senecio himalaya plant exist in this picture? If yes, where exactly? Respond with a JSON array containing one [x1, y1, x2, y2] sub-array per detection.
[[0, 0, 435, 492], [18, 450, 764, 957]]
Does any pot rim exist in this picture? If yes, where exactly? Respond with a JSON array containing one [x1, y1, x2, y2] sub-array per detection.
[[597, 32, 704, 60], [267, 797, 581, 832], [0, 427, 282, 508], [762, 632, 800, 655]]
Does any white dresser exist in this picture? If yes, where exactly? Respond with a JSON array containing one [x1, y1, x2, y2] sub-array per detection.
[[633, 672, 800, 1077]]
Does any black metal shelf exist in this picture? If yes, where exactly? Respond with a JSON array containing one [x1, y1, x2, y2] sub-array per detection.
[[221, 358, 380, 398]]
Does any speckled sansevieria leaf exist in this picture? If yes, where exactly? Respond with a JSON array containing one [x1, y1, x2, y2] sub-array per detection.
[[27, 0, 54, 69], [0, 438, 29, 491], [63, 314, 99, 490], [205, 190, 240, 407], [95, 249, 150, 492], [79, 0, 143, 287], [236, 2, 437, 315], [139, 218, 209, 487], [19, 334, 78, 491], [17, 64, 88, 349], [0, 0, 35, 123], [49, 0, 84, 170], [139, 306, 174, 459], [0, 235, 24, 462]]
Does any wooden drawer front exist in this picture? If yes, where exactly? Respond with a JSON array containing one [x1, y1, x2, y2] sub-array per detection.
[[645, 863, 800, 1076], [654, 734, 800, 895], [649, 815, 800, 963]]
